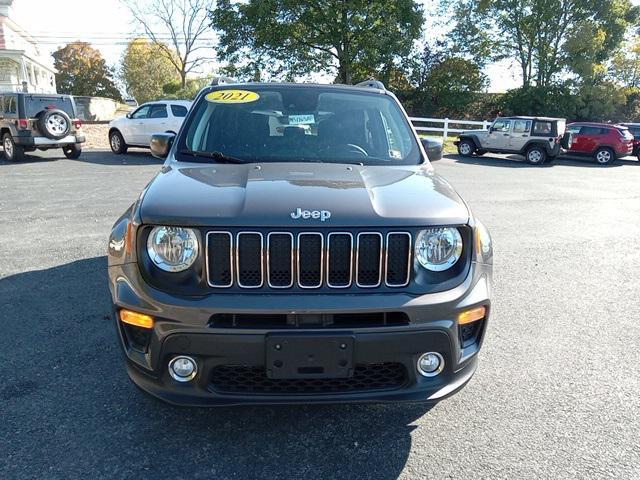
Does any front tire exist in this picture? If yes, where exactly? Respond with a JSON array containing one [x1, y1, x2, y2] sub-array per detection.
[[109, 130, 128, 154], [525, 146, 547, 165], [63, 145, 82, 159], [457, 139, 475, 157], [3, 133, 24, 161]]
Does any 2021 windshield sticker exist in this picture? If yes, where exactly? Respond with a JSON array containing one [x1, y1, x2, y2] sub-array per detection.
[[205, 90, 260, 104]]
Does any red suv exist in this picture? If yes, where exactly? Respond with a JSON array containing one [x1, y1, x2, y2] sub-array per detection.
[[566, 122, 634, 165]]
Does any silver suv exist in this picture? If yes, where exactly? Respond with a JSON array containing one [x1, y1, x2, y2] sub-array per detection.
[[455, 116, 568, 165]]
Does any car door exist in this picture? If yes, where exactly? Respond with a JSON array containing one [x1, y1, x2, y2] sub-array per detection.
[[169, 104, 189, 133], [126, 105, 151, 144], [140, 104, 169, 145], [483, 119, 511, 149], [508, 119, 532, 151], [570, 126, 599, 153]]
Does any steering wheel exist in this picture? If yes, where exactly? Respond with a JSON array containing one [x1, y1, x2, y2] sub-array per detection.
[[342, 143, 369, 157]]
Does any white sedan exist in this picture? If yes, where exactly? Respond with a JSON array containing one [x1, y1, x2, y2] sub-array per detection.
[[108, 100, 191, 154]]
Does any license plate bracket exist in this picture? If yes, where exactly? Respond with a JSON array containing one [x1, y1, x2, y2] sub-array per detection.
[[266, 334, 354, 379]]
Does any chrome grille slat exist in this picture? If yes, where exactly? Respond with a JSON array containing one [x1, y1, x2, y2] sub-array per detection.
[[356, 232, 383, 288], [236, 232, 264, 288], [297, 232, 324, 288], [205, 230, 412, 289], [327, 232, 353, 288], [267, 232, 294, 288]]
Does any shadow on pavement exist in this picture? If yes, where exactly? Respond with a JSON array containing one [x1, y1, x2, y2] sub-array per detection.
[[446, 153, 639, 168], [0, 257, 430, 479]]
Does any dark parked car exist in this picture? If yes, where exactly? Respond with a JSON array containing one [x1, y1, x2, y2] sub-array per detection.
[[565, 122, 633, 165], [619, 123, 640, 160], [0, 93, 85, 161], [108, 81, 493, 406]]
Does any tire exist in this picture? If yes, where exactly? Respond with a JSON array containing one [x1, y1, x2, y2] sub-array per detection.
[[37, 109, 71, 140], [457, 139, 475, 157], [525, 146, 547, 165], [594, 147, 615, 166], [63, 145, 82, 159], [2, 132, 24, 161], [109, 130, 128, 154]]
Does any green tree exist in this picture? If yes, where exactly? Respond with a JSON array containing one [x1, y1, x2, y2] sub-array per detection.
[[610, 37, 640, 88], [52, 43, 121, 99], [442, 0, 638, 87], [425, 57, 487, 116], [121, 38, 179, 103], [210, 0, 424, 84]]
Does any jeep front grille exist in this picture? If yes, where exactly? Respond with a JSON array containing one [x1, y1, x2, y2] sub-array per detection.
[[206, 230, 412, 290]]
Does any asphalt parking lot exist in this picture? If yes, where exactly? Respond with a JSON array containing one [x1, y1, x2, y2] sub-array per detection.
[[1, 149, 639, 479]]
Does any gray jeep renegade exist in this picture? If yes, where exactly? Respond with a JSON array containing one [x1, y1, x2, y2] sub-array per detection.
[[108, 81, 493, 406]]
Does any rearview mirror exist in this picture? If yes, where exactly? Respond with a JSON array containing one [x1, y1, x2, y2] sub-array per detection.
[[150, 133, 175, 159], [421, 138, 443, 161]]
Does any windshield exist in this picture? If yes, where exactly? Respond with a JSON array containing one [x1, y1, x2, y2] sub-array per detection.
[[177, 85, 422, 165], [25, 95, 75, 118]]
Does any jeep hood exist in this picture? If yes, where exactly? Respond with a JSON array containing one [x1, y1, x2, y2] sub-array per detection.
[[139, 162, 470, 227]]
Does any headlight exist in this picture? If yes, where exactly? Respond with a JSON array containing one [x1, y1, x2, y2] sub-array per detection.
[[415, 227, 463, 271], [147, 226, 199, 272]]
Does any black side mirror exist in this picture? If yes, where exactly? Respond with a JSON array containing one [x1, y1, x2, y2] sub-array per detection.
[[125, 113, 131, 119], [150, 132, 175, 159], [421, 138, 443, 161]]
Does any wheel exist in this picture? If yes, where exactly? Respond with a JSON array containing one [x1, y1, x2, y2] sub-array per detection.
[[594, 147, 615, 166], [63, 145, 82, 159], [37, 109, 71, 140], [457, 139, 475, 157], [2, 133, 24, 161], [109, 130, 127, 154], [525, 146, 547, 165]]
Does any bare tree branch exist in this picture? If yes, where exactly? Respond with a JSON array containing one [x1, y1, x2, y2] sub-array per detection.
[[122, 0, 214, 87]]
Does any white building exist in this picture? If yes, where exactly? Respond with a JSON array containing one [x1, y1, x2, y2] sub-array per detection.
[[0, 0, 56, 93]]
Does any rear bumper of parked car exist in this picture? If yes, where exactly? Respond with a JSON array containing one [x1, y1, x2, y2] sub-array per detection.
[[108, 261, 492, 407], [13, 134, 85, 147]]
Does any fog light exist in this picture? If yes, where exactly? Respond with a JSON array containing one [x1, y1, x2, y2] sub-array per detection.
[[168, 356, 198, 382], [417, 352, 444, 377]]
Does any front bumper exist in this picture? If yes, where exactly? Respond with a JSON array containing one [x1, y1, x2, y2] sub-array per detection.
[[109, 261, 492, 406]]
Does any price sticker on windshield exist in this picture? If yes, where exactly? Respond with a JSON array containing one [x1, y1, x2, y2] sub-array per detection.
[[206, 89, 260, 104], [288, 114, 315, 125]]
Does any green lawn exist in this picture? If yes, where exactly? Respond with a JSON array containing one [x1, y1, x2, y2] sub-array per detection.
[[420, 135, 458, 155]]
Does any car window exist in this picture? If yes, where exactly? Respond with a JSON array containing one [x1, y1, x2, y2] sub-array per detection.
[[3, 95, 16, 114], [179, 86, 421, 166], [25, 96, 74, 118], [628, 127, 640, 136], [567, 125, 581, 134], [512, 120, 531, 134], [149, 104, 168, 119], [131, 105, 151, 119], [491, 120, 510, 132], [580, 126, 606, 135], [532, 121, 553, 135], [171, 105, 188, 117]]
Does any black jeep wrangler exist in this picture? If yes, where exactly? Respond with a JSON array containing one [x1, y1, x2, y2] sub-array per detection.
[[0, 93, 85, 161]]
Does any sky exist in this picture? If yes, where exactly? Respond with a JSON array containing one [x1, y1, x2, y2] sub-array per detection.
[[9, 0, 640, 93]]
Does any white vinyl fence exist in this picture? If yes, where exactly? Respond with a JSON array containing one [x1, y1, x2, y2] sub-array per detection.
[[410, 117, 491, 138]]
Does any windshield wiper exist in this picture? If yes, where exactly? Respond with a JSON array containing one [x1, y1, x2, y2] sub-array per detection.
[[179, 149, 247, 164]]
